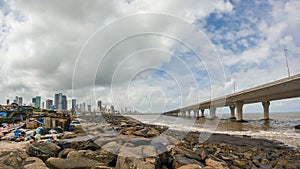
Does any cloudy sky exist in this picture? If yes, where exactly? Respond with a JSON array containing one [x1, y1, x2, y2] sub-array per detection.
[[0, 0, 299, 114]]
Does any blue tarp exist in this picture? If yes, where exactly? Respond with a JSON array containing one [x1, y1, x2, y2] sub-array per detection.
[[73, 121, 80, 124], [37, 118, 44, 124], [0, 112, 7, 117]]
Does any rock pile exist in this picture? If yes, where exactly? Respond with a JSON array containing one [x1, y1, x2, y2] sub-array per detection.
[[1, 114, 299, 169]]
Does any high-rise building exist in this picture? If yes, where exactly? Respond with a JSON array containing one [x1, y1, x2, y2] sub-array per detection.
[[79, 104, 83, 111], [83, 103, 86, 112], [32, 98, 36, 105], [75, 104, 79, 111], [35, 96, 41, 109], [54, 94, 59, 109], [97, 100, 102, 112], [62, 95, 67, 110], [18, 97, 23, 106], [42, 101, 45, 109], [71, 99, 76, 111], [46, 99, 53, 110], [6, 99, 9, 105], [57, 93, 63, 110], [87, 105, 91, 112], [110, 105, 115, 114]]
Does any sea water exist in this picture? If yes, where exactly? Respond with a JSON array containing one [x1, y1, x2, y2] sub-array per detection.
[[126, 112, 300, 148]]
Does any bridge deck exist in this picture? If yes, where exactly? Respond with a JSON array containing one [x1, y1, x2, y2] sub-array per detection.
[[164, 74, 300, 113]]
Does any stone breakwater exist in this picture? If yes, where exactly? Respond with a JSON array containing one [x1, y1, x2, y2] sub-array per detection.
[[0, 114, 299, 169]]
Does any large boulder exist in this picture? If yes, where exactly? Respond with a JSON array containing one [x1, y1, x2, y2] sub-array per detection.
[[205, 157, 229, 169], [70, 140, 99, 151], [79, 149, 117, 167], [25, 142, 61, 161], [23, 157, 49, 169], [173, 154, 205, 169], [177, 164, 203, 169], [116, 156, 160, 169], [57, 148, 76, 158], [45, 157, 107, 169], [55, 140, 72, 149]]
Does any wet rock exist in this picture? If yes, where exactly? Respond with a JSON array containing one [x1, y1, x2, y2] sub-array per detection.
[[276, 159, 288, 167], [177, 164, 203, 169], [70, 140, 99, 151], [261, 158, 269, 165], [205, 157, 229, 169], [194, 148, 207, 161], [173, 154, 205, 169], [133, 128, 148, 137], [25, 142, 61, 161], [243, 152, 252, 160], [252, 155, 262, 162], [172, 146, 204, 162], [45, 157, 105, 169], [233, 159, 247, 168], [147, 128, 160, 137]]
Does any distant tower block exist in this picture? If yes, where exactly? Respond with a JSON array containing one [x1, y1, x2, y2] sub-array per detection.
[[6, 99, 9, 105], [72, 99, 76, 111], [111, 105, 115, 114], [87, 105, 91, 112], [18, 97, 23, 106], [97, 100, 102, 112]]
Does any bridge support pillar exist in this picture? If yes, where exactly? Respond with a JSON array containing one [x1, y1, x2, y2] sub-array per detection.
[[188, 111, 191, 117], [195, 109, 199, 118], [201, 109, 205, 117], [229, 105, 236, 119], [235, 101, 244, 122], [209, 106, 216, 119], [262, 101, 270, 120]]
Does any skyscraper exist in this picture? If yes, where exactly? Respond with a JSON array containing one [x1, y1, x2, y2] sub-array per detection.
[[62, 95, 67, 110], [32, 98, 36, 105], [46, 99, 53, 110], [35, 96, 41, 109], [18, 97, 23, 106], [54, 94, 59, 109], [97, 100, 102, 112], [110, 105, 115, 114], [58, 93, 63, 110], [6, 99, 9, 105], [87, 105, 91, 112], [83, 103, 86, 112], [71, 99, 76, 111]]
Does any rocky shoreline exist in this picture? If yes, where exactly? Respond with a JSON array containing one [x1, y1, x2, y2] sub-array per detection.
[[0, 114, 299, 169]]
